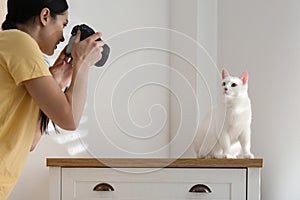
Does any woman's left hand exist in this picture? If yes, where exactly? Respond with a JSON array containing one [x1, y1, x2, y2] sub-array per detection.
[[49, 46, 73, 89]]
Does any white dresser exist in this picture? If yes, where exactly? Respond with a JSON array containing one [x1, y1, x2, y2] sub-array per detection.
[[47, 158, 263, 200]]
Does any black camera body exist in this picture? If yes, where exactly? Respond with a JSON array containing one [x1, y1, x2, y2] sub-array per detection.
[[65, 24, 110, 67]]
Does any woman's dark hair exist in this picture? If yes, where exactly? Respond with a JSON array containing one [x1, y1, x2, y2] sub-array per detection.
[[2, 0, 69, 30], [40, 86, 69, 134], [2, 0, 69, 133]]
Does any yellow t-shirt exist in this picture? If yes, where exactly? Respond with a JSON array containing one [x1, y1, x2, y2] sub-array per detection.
[[0, 30, 51, 199]]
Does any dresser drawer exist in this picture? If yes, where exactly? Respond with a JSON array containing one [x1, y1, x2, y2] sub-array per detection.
[[61, 168, 246, 200]]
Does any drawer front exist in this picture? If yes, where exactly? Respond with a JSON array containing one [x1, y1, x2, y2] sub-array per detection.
[[62, 168, 246, 200]]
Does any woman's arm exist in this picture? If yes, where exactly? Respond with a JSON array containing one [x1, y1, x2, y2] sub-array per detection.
[[24, 31, 103, 130], [30, 47, 73, 151]]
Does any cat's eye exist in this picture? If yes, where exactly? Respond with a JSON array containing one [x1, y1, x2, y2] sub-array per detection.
[[231, 83, 237, 87], [222, 82, 226, 86]]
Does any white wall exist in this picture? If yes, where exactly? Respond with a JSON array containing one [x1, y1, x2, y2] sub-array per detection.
[[169, 0, 199, 158], [217, 1, 300, 199], [68, 0, 171, 158], [169, 0, 219, 158], [0, 0, 5, 30]]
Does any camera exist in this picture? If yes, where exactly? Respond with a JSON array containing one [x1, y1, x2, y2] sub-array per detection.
[[65, 24, 110, 67]]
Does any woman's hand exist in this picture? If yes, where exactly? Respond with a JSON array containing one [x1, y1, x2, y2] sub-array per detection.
[[49, 46, 73, 89], [71, 30, 104, 68]]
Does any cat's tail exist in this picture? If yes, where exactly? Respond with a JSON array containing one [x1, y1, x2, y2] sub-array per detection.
[[193, 113, 216, 158]]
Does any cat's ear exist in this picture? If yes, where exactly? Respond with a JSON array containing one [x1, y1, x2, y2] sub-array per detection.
[[222, 68, 229, 79], [240, 72, 248, 85]]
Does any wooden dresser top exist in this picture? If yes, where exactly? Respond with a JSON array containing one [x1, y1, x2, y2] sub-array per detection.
[[46, 158, 263, 168]]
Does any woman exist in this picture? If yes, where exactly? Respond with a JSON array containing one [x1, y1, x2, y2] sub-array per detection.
[[0, 0, 104, 198]]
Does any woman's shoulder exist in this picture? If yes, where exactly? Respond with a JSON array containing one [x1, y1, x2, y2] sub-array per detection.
[[1, 29, 31, 37], [0, 29, 38, 47], [0, 29, 41, 56], [9, 29, 34, 39]]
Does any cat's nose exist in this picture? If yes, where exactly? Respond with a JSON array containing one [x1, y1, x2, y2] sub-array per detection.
[[224, 87, 228, 91]]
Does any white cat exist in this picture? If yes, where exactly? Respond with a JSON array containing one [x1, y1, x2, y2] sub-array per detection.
[[194, 69, 254, 158]]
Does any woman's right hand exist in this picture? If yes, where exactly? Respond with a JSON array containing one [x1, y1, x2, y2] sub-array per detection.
[[71, 30, 104, 68]]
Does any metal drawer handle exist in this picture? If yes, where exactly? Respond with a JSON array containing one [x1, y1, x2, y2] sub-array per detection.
[[189, 184, 212, 193], [93, 183, 115, 192]]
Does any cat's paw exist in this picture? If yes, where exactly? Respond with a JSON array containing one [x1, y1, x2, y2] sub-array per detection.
[[214, 154, 226, 159], [200, 153, 212, 158], [223, 154, 236, 159], [206, 152, 220, 158], [242, 153, 254, 158], [196, 152, 207, 158], [205, 154, 214, 159], [211, 153, 227, 159], [212, 153, 236, 159]]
